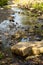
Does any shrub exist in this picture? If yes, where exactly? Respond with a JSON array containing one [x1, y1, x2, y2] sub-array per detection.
[[32, 2, 43, 10], [0, 52, 4, 59], [0, 0, 8, 7]]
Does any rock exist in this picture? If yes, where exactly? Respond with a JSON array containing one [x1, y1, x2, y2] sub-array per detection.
[[35, 37, 41, 41], [4, 32, 9, 39], [30, 8, 35, 11], [4, 32, 9, 36], [11, 41, 43, 56], [1, 60, 7, 64], [25, 55, 40, 60], [32, 41, 43, 55], [29, 28, 34, 33], [32, 46, 40, 55], [11, 31, 22, 40], [16, 22, 18, 25], [14, 30, 25, 39], [15, 32, 21, 39], [34, 41, 43, 47], [8, 16, 14, 22], [11, 42, 34, 56], [38, 15, 43, 20], [39, 47, 43, 54]]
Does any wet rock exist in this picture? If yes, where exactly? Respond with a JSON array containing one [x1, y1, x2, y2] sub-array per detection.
[[18, 11, 21, 14], [4, 32, 9, 36], [4, 32, 9, 39], [14, 32, 21, 39], [8, 16, 14, 22], [25, 29, 28, 32], [21, 27, 24, 29], [17, 26, 20, 28], [35, 37, 41, 41], [16, 22, 18, 25]]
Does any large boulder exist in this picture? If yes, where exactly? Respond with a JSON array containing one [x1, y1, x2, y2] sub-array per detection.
[[32, 41, 43, 55], [11, 42, 34, 56], [11, 41, 43, 56]]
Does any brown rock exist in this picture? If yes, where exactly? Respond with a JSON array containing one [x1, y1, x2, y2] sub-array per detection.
[[11, 41, 43, 56], [11, 42, 34, 56], [39, 47, 43, 54], [32, 46, 40, 55], [15, 33, 21, 39], [32, 41, 43, 55], [8, 16, 14, 21], [4, 32, 9, 36], [25, 55, 40, 60]]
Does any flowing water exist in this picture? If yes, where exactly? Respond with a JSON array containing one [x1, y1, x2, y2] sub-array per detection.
[[0, 6, 43, 65]]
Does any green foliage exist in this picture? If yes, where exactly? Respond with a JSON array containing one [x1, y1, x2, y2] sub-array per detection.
[[0, 52, 4, 59], [0, 0, 8, 7], [15, 0, 43, 11], [32, 2, 43, 11]]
